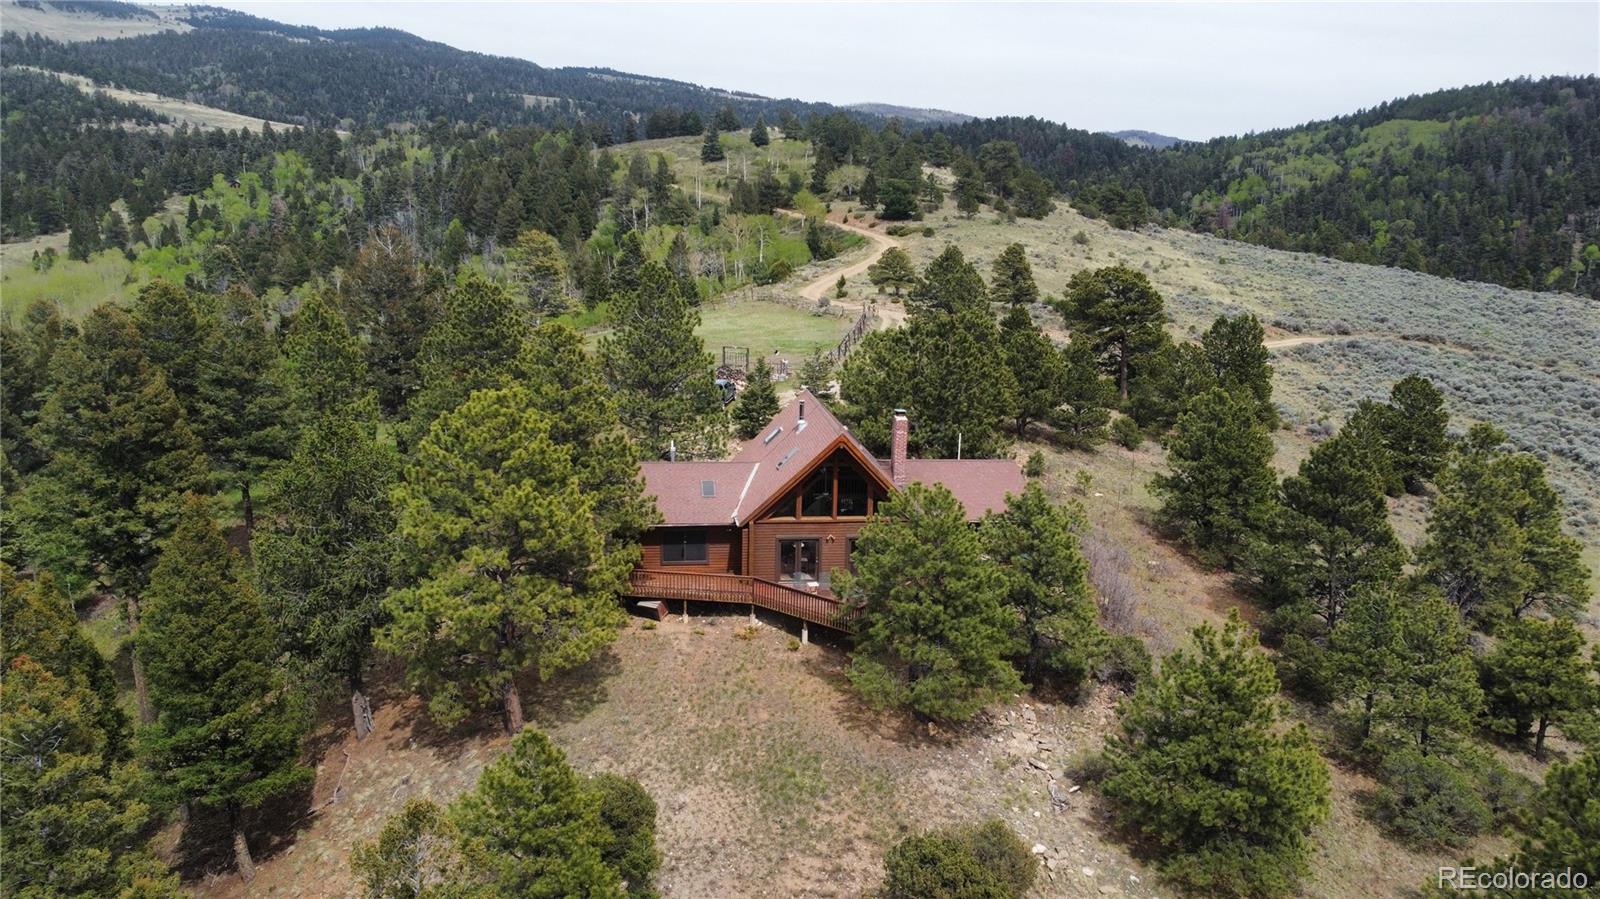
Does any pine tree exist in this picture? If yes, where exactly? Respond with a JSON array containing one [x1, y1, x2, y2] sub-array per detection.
[[508, 228, 571, 322], [452, 729, 624, 898], [1, 565, 128, 757], [405, 273, 530, 449], [1416, 424, 1591, 627], [839, 483, 1022, 723], [440, 217, 471, 271], [138, 496, 312, 882], [518, 323, 659, 550], [952, 153, 985, 218], [197, 288, 294, 536], [1051, 337, 1115, 449], [608, 232, 647, 305], [866, 246, 918, 296], [798, 349, 834, 398], [1330, 587, 1481, 755], [699, 129, 724, 164], [1127, 339, 1215, 435], [1250, 423, 1406, 633], [283, 291, 374, 420], [1057, 265, 1167, 401], [255, 413, 400, 740], [1200, 314, 1275, 426], [1, 656, 182, 899], [379, 387, 628, 734], [749, 116, 770, 147], [712, 105, 740, 132], [1380, 375, 1448, 494], [599, 262, 722, 458], [732, 356, 780, 440], [341, 228, 438, 417], [1480, 616, 1593, 758], [1475, 750, 1600, 897], [130, 279, 208, 418], [28, 304, 208, 723], [858, 171, 879, 209], [989, 243, 1039, 307], [999, 305, 1064, 437], [1152, 388, 1278, 568], [907, 245, 988, 318], [981, 483, 1100, 684], [352, 799, 472, 899], [1102, 612, 1330, 897]]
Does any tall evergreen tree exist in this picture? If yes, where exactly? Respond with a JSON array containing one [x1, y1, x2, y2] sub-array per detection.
[[866, 246, 918, 296], [130, 279, 208, 419], [599, 262, 722, 458], [341, 228, 438, 417], [27, 304, 208, 723], [405, 273, 531, 449], [1199, 314, 1275, 426], [1127, 339, 1215, 435], [1102, 612, 1330, 897], [1250, 423, 1406, 632], [197, 287, 294, 536], [1480, 616, 1593, 758], [699, 129, 724, 164], [283, 290, 374, 421], [1, 566, 127, 757], [1330, 587, 1481, 755], [981, 483, 1100, 685], [906, 245, 988, 318], [1416, 424, 1591, 627], [507, 228, 571, 322], [451, 729, 624, 898], [998, 305, 1065, 438], [1379, 375, 1448, 494], [839, 483, 1022, 723], [1057, 265, 1167, 401], [731, 356, 780, 440], [1051, 337, 1115, 449], [1, 656, 182, 899], [1475, 750, 1600, 898], [379, 387, 629, 734], [749, 116, 770, 147], [255, 413, 400, 740], [712, 105, 740, 132], [1152, 387, 1278, 568], [138, 496, 312, 882], [989, 243, 1039, 306]]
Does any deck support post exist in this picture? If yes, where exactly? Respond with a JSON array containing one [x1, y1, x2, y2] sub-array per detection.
[[681, 600, 688, 623], [801, 621, 809, 645], [750, 603, 756, 625]]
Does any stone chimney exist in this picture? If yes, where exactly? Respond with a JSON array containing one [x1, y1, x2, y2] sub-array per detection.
[[891, 409, 909, 488]]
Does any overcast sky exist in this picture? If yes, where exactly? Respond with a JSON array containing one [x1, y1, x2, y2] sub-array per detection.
[[200, 2, 1598, 139]]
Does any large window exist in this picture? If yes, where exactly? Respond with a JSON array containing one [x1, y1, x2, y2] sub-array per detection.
[[661, 528, 709, 564], [764, 450, 881, 520], [778, 538, 821, 583]]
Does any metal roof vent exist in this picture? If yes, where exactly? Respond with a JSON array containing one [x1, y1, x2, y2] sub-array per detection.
[[763, 425, 783, 445], [776, 447, 799, 469], [701, 479, 716, 498]]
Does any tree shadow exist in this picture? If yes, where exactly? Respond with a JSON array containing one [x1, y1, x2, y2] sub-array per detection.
[[799, 651, 953, 747], [525, 645, 621, 728], [170, 779, 316, 886]]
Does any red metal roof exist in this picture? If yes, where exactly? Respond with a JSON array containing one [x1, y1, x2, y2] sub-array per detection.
[[640, 390, 1025, 525]]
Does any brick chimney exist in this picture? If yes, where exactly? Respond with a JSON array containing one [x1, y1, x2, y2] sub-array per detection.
[[890, 409, 909, 489]]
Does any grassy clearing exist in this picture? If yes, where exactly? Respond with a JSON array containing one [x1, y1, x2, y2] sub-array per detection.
[[1, 248, 141, 318], [694, 290, 852, 361]]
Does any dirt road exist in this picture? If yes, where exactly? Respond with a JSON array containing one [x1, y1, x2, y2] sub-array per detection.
[[1265, 335, 1336, 350], [778, 209, 907, 329]]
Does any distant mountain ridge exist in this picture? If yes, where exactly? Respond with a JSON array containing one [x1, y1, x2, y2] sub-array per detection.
[[1109, 129, 1187, 149], [846, 103, 973, 125]]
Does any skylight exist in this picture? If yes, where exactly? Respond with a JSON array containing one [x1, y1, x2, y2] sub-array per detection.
[[701, 479, 716, 497]]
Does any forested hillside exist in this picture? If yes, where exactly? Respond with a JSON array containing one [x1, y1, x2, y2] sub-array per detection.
[[0, 4, 857, 135], [958, 78, 1600, 296]]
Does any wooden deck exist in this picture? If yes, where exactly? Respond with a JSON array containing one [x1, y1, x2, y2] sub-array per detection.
[[627, 569, 859, 632]]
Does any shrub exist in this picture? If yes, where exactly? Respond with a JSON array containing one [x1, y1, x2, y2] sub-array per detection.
[[1024, 450, 1046, 479], [880, 820, 1035, 899], [590, 773, 661, 898], [921, 226, 935, 237], [1094, 633, 1152, 689], [1368, 749, 1492, 848], [1072, 230, 1091, 246], [1110, 416, 1142, 449]]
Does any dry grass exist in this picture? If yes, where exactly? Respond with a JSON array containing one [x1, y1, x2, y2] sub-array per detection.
[[13, 66, 300, 133], [0, 2, 189, 42]]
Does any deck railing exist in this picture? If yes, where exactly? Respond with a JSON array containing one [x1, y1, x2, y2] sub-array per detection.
[[627, 569, 858, 631]]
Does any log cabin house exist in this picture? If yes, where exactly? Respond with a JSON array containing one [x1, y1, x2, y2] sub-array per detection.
[[628, 389, 1024, 632]]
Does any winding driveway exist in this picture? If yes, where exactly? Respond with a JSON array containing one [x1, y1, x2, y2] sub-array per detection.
[[777, 209, 907, 329]]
